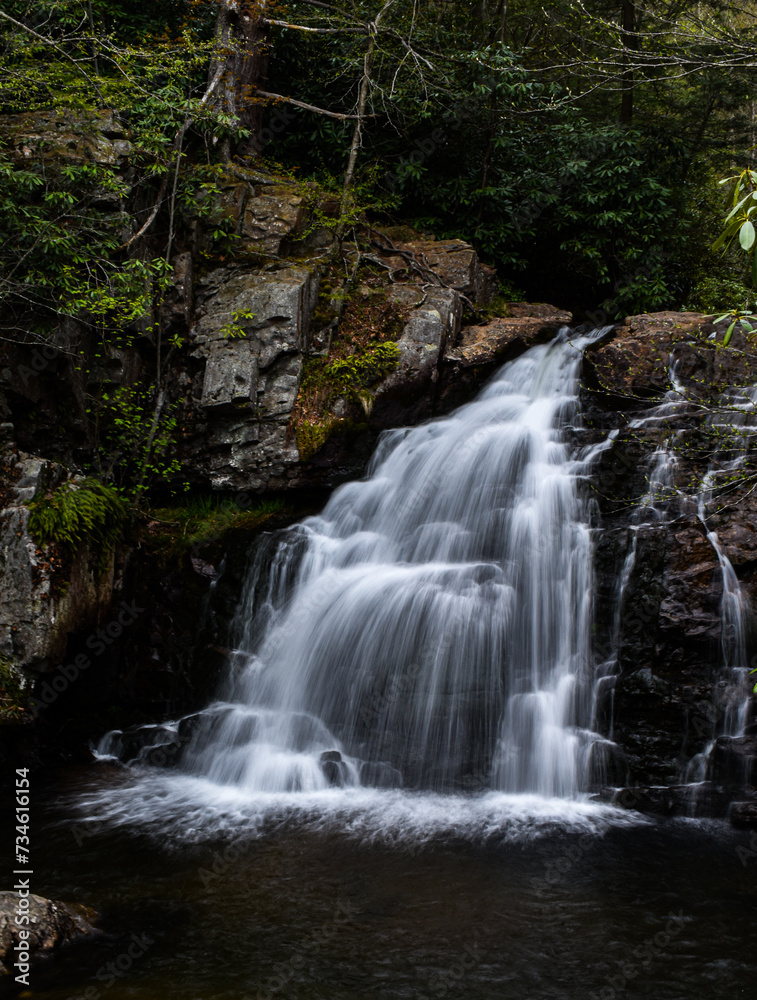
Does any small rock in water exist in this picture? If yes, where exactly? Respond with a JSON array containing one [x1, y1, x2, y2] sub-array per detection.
[[0, 892, 100, 974], [320, 750, 344, 786]]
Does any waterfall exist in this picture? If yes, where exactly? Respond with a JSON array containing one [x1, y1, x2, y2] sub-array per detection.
[[110, 328, 608, 799]]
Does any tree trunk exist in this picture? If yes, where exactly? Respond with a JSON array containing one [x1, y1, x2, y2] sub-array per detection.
[[209, 1, 269, 158]]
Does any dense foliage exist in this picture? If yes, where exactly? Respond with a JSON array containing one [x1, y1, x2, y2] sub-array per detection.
[[264, 0, 757, 311], [3, 0, 757, 501]]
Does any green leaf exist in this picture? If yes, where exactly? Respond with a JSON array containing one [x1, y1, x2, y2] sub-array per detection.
[[740, 220, 756, 250], [724, 320, 737, 346], [725, 192, 754, 223]]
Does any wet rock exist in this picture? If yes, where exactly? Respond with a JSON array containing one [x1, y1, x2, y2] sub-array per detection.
[[608, 782, 730, 818], [435, 304, 574, 415], [359, 760, 403, 788], [0, 891, 100, 973], [707, 736, 757, 787], [320, 749, 344, 785], [584, 311, 757, 407], [445, 305, 572, 368], [728, 800, 757, 829]]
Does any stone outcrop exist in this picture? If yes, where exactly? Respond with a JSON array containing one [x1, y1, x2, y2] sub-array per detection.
[[0, 428, 113, 676], [0, 110, 133, 169], [583, 312, 757, 808], [186, 265, 319, 490], [0, 891, 100, 973], [172, 223, 555, 490], [432, 304, 574, 415], [0, 110, 571, 495]]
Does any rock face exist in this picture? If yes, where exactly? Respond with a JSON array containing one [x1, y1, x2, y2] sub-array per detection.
[[583, 312, 757, 805], [0, 113, 570, 495], [170, 220, 567, 490], [186, 265, 319, 490], [0, 428, 113, 676], [0, 891, 99, 973]]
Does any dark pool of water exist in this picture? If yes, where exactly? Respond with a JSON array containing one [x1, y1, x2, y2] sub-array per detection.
[[4, 765, 757, 1000]]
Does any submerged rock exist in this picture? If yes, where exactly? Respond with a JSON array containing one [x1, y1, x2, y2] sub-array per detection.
[[0, 891, 100, 973]]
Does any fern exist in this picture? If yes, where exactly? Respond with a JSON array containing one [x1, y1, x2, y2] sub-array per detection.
[[28, 479, 128, 555]]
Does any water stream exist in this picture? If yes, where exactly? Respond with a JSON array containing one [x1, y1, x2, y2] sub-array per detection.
[[100, 328, 613, 804]]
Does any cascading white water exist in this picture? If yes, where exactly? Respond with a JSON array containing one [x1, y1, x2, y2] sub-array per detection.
[[135, 328, 608, 798]]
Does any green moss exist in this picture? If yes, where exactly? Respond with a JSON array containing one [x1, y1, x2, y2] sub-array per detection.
[[307, 341, 401, 391], [147, 496, 287, 554], [296, 418, 369, 462], [28, 478, 127, 559], [312, 276, 338, 329], [293, 341, 400, 460], [479, 293, 512, 320]]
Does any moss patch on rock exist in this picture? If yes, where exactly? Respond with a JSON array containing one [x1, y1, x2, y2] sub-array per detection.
[[144, 495, 289, 556], [293, 342, 400, 460], [27, 478, 127, 575], [291, 285, 406, 460]]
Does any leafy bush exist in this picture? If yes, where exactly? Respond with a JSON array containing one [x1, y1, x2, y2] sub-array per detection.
[[684, 275, 754, 314]]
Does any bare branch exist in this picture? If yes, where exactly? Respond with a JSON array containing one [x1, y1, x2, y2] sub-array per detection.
[[255, 89, 369, 118], [262, 17, 367, 34]]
